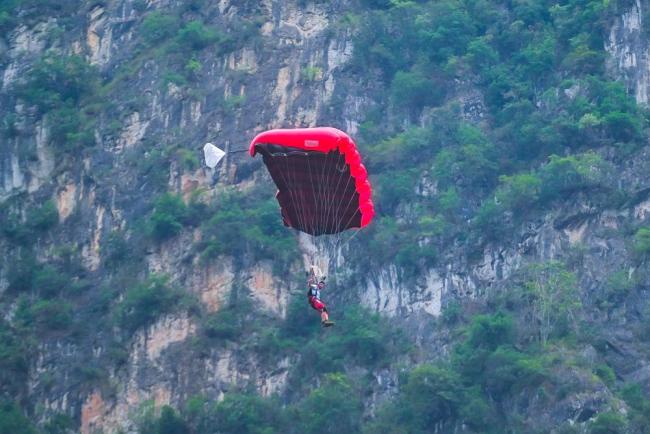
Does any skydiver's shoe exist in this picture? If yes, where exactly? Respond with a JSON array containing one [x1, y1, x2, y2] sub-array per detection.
[[322, 320, 335, 327]]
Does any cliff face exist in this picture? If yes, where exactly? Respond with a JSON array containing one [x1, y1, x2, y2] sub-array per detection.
[[0, 2, 368, 431], [2, 0, 650, 432], [607, 0, 650, 104]]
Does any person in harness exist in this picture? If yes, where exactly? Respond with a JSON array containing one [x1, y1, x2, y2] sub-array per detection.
[[307, 273, 334, 327]]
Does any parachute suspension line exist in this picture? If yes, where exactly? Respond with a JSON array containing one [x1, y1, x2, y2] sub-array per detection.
[[282, 156, 310, 238], [325, 152, 348, 238], [324, 150, 357, 274], [278, 153, 326, 275], [307, 148, 331, 237], [318, 151, 345, 239], [276, 152, 331, 279], [313, 149, 332, 237], [338, 196, 362, 234], [315, 150, 356, 257], [320, 152, 335, 237], [306, 153, 320, 237], [318, 152, 334, 240], [320, 151, 347, 268], [336, 208, 363, 255], [288, 155, 308, 235], [278, 154, 309, 236], [290, 153, 314, 238], [341, 227, 362, 251], [330, 165, 356, 237], [279, 150, 362, 279]]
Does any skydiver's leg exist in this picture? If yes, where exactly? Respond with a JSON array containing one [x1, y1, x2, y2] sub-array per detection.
[[320, 305, 330, 324], [311, 299, 329, 323]]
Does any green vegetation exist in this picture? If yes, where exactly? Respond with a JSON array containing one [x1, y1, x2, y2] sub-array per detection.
[[598, 270, 636, 309], [0, 0, 20, 34], [174, 21, 228, 52], [366, 364, 466, 433], [143, 301, 396, 433], [6, 254, 78, 297], [197, 188, 299, 270], [147, 193, 190, 241], [114, 275, 187, 333], [187, 394, 285, 434], [0, 320, 32, 398], [135, 10, 254, 87], [43, 413, 75, 434], [140, 14, 230, 52], [177, 148, 200, 171], [139, 405, 190, 434], [0, 401, 38, 434], [633, 227, 650, 258], [0, 0, 78, 33], [142, 309, 575, 433], [296, 373, 363, 434], [620, 384, 650, 432], [22, 299, 74, 331], [102, 231, 132, 268], [30, 200, 59, 228], [16, 54, 99, 155], [144, 190, 212, 242], [590, 412, 627, 434], [141, 12, 180, 45], [199, 288, 256, 343], [520, 261, 582, 345], [351, 0, 636, 267], [301, 66, 322, 82], [222, 95, 247, 112], [139, 373, 362, 434], [367, 308, 584, 432], [287, 305, 405, 377], [129, 145, 173, 190], [1, 200, 59, 246]]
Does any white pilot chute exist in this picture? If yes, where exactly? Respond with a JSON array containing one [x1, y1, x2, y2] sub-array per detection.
[[203, 143, 226, 168]]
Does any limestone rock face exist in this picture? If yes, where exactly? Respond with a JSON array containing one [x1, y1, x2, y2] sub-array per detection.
[[87, 6, 113, 67], [360, 266, 444, 317], [607, 0, 650, 105]]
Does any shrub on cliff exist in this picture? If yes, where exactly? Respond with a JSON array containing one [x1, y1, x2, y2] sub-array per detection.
[[198, 191, 298, 269], [27, 200, 59, 232], [13, 297, 73, 332], [17, 54, 99, 153], [294, 373, 363, 434], [589, 412, 627, 434], [147, 193, 188, 242], [17, 54, 98, 112], [141, 12, 180, 45], [633, 227, 650, 258], [115, 275, 184, 333], [0, 401, 38, 434]]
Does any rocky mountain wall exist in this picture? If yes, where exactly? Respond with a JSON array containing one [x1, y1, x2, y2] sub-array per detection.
[[2, 0, 650, 432]]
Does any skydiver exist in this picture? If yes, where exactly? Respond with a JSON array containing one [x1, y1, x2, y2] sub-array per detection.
[[307, 275, 334, 327]]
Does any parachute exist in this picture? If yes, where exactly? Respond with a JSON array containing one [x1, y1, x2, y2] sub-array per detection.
[[249, 127, 374, 276], [249, 127, 374, 237], [203, 143, 226, 168]]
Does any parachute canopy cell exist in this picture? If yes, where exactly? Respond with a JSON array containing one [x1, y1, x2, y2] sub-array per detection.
[[249, 127, 374, 236], [203, 143, 226, 168]]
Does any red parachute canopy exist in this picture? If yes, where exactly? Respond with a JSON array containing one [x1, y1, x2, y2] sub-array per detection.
[[249, 127, 374, 236]]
